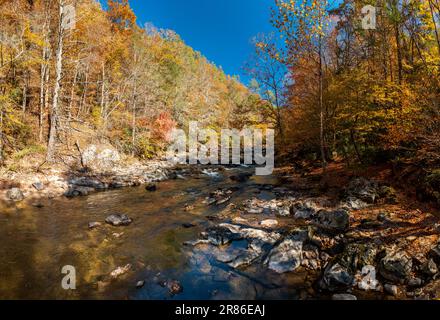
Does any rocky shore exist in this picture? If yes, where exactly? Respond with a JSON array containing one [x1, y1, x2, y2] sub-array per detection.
[[0, 144, 176, 203], [183, 173, 440, 300]]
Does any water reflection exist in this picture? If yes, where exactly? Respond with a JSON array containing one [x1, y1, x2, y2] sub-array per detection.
[[0, 169, 301, 300]]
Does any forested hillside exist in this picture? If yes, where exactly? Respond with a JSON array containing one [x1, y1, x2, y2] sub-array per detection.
[[0, 0, 265, 166], [269, 0, 439, 171]]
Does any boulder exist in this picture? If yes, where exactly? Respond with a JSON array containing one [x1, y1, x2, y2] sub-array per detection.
[[265, 238, 303, 273], [320, 263, 355, 291], [345, 177, 379, 204], [82, 144, 121, 171], [6, 188, 24, 202], [379, 185, 399, 204], [65, 186, 93, 198], [344, 197, 369, 210], [105, 214, 133, 226], [291, 200, 319, 219], [69, 177, 107, 190], [429, 241, 440, 265], [314, 209, 350, 233], [319, 243, 377, 292], [421, 259, 438, 277], [379, 250, 413, 284]]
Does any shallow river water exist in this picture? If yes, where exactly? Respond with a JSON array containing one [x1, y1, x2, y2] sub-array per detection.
[[0, 168, 317, 300]]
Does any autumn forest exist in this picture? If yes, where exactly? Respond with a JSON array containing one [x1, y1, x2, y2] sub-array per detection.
[[0, 0, 440, 302]]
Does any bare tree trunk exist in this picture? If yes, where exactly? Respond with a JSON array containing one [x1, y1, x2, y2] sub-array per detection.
[[22, 72, 28, 115], [78, 63, 89, 117], [429, 0, 440, 57], [39, 0, 51, 142], [318, 34, 327, 171], [131, 81, 137, 156], [68, 60, 79, 120], [47, 1, 65, 162], [100, 62, 105, 116]]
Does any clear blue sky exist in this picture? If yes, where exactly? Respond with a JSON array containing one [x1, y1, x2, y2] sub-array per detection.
[[101, 0, 276, 84]]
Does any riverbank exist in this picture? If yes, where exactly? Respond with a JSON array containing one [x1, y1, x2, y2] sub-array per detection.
[[182, 163, 440, 300]]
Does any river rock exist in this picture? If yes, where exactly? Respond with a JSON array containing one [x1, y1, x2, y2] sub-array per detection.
[[320, 263, 355, 291], [292, 200, 319, 219], [260, 219, 279, 229], [65, 186, 94, 198], [69, 177, 107, 190], [345, 177, 379, 204], [429, 241, 440, 264], [136, 280, 145, 288], [407, 278, 423, 288], [344, 197, 369, 210], [32, 182, 45, 191], [421, 259, 438, 277], [145, 183, 157, 192], [88, 222, 102, 229], [167, 280, 183, 295], [6, 188, 24, 202], [110, 264, 131, 279], [332, 294, 357, 301], [379, 250, 413, 284], [203, 224, 242, 246], [265, 238, 303, 273], [230, 172, 252, 183], [384, 284, 399, 296], [105, 214, 133, 226], [314, 209, 350, 233], [319, 243, 377, 291]]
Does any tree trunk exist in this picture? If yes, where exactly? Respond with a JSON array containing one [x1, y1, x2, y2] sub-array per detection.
[[47, 1, 65, 162], [318, 34, 327, 171]]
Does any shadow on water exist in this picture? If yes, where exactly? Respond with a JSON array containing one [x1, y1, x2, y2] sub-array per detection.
[[0, 167, 304, 300]]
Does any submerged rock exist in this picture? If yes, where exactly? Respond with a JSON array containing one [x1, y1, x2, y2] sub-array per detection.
[[167, 280, 183, 295], [105, 214, 133, 226], [110, 264, 131, 279], [145, 183, 157, 192]]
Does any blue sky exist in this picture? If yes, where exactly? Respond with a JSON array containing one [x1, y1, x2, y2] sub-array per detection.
[[101, 0, 276, 84]]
